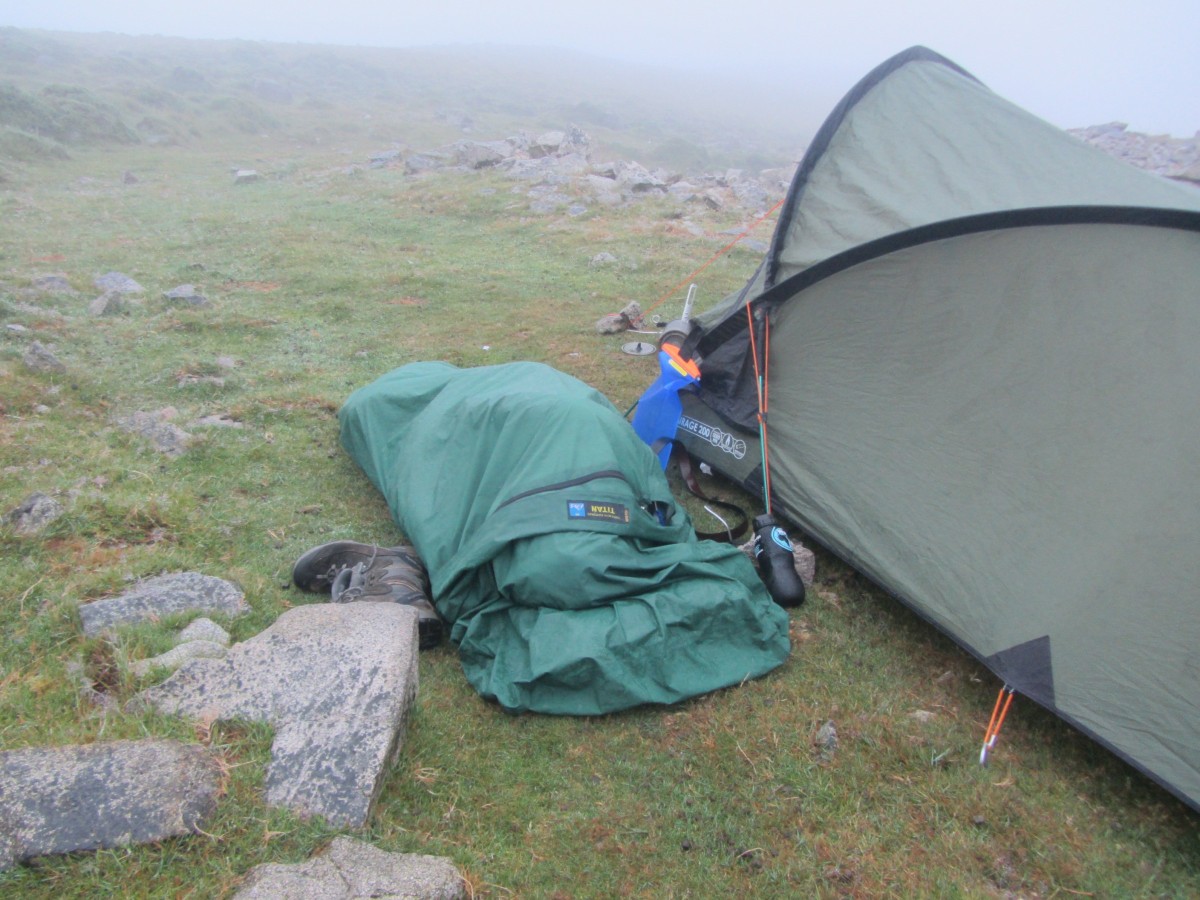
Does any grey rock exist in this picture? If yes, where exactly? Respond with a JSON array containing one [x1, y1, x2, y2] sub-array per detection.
[[129, 640, 229, 678], [178, 617, 232, 646], [5, 492, 64, 535], [501, 156, 559, 180], [451, 140, 508, 169], [567, 203, 589, 217], [88, 289, 126, 316], [234, 169, 259, 184], [615, 161, 664, 193], [585, 174, 623, 207], [368, 149, 402, 168], [136, 602, 420, 827], [0, 739, 220, 871], [93, 272, 144, 294], [114, 408, 193, 455], [668, 181, 699, 200], [23, 340, 66, 373], [733, 180, 770, 210], [529, 130, 566, 158], [79, 572, 249, 636], [31, 273, 77, 295], [234, 836, 464, 899], [163, 284, 210, 307], [813, 720, 839, 763], [589, 252, 618, 267], [5, 323, 28, 333]]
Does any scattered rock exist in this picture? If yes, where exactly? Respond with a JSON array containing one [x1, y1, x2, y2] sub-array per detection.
[[93, 272, 144, 294], [595, 300, 644, 334], [0, 739, 220, 872], [114, 408, 193, 455], [1069, 122, 1200, 182], [22, 341, 66, 374], [910, 709, 937, 723], [136, 602, 420, 827], [234, 836, 464, 899], [589, 252, 618, 267], [5, 492, 64, 535], [368, 149, 402, 168], [87, 289, 126, 316], [78, 572, 249, 637], [31, 274, 77, 295], [163, 284, 210, 307], [813, 720, 839, 763]]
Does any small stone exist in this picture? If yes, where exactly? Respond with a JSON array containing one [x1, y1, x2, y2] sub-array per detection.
[[88, 290, 126, 316], [595, 314, 629, 335], [22, 341, 66, 373], [114, 409, 193, 455], [5, 492, 64, 535], [234, 837, 464, 899], [79, 572, 249, 636], [813, 720, 839, 763], [31, 274, 77, 295], [163, 284, 210, 307], [93, 272, 144, 294], [234, 169, 259, 184]]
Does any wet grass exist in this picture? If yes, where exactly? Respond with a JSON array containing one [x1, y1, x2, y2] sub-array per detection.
[[0, 134, 1197, 898]]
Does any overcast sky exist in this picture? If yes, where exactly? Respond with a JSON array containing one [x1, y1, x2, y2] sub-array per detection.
[[5, 0, 1198, 135]]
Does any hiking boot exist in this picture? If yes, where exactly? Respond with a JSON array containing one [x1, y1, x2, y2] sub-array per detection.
[[292, 540, 443, 650]]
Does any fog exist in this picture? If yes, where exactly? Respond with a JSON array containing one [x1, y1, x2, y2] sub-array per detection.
[[5, 0, 1198, 135]]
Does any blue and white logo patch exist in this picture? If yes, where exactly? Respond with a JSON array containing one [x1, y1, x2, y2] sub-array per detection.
[[567, 500, 631, 524]]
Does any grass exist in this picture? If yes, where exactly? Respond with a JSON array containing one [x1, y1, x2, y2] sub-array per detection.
[[1, 31, 1198, 900]]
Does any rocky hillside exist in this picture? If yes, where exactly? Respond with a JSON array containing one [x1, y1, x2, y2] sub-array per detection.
[[1069, 122, 1200, 184]]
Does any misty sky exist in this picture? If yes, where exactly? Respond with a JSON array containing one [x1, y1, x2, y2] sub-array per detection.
[[5, 0, 1198, 135]]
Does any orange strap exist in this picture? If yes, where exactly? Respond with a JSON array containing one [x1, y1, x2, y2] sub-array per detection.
[[980, 685, 1016, 765]]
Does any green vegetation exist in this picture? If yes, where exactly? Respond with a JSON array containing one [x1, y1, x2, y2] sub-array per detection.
[[0, 27, 1197, 899]]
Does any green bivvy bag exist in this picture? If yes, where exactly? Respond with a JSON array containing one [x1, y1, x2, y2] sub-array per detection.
[[338, 361, 790, 715]]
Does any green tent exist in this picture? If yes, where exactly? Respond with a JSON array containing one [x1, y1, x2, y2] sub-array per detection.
[[338, 361, 790, 715], [671, 47, 1200, 810]]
